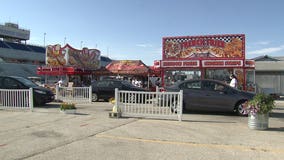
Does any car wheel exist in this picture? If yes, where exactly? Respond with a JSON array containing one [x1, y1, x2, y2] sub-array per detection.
[[92, 93, 98, 102], [235, 101, 248, 116]]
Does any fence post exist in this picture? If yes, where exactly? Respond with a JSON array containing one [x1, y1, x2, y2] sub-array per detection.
[[55, 85, 59, 100], [178, 90, 183, 121], [89, 86, 92, 103], [155, 86, 159, 106], [29, 88, 34, 111], [115, 88, 119, 109]]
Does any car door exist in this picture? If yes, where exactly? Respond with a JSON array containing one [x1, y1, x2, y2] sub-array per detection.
[[2, 77, 25, 89], [201, 80, 237, 111], [104, 81, 120, 99], [96, 81, 111, 99], [180, 80, 204, 110]]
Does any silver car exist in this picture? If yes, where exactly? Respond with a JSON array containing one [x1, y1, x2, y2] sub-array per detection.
[[165, 79, 255, 116]]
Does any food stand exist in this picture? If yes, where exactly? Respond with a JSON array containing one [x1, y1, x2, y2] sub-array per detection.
[[160, 34, 255, 92], [37, 44, 101, 86]]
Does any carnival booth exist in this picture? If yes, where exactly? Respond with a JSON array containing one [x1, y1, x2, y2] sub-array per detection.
[[160, 34, 255, 92], [37, 44, 101, 86], [102, 60, 150, 88], [105, 60, 149, 76]]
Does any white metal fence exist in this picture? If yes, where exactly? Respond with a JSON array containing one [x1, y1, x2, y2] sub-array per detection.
[[55, 86, 92, 103], [115, 88, 183, 121], [0, 88, 33, 110]]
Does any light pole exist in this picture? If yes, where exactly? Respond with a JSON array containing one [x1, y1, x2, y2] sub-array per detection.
[[44, 32, 46, 46], [43, 32, 47, 84], [80, 41, 83, 49], [64, 37, 66, 45]]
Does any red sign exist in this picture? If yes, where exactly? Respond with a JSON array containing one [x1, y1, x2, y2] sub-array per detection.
[[161, 60, 199, 67], [163, 34, 245, 60], [245, 60, 255, 68], [202, 60, 243, 67]]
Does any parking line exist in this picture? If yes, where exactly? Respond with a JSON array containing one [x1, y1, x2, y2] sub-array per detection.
[[96, 134, 284, 154]]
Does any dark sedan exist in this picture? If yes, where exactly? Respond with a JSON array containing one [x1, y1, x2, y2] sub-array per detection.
[[165, 79, 255, 116], [0, 76, 55, 106], [91, 79, 147, 102]]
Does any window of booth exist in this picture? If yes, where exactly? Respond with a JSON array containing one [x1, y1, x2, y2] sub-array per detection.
[[246, 70, 256, 92], [205, 69, 233, 83], [164, 70, 201, 86]]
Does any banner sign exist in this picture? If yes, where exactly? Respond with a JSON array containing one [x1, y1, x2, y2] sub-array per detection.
[[161, 60, 244, 68], [46, 44, 100, 69], [161, 60, 200, 68], [163, 34, 245, 60], [202, 60, 243, 67], [245, 60, 255, 68]]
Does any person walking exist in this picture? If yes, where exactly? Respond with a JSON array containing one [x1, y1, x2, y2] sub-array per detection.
[[229, 74, 238, 89]]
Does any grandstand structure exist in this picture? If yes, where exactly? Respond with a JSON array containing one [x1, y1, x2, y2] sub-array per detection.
[[0, 22, 112, 80], [0, 22, 45, 78]]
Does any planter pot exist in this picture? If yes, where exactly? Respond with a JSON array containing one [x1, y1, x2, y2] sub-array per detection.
[[60, 109, 77, 114], [248, 113, 269, 130]]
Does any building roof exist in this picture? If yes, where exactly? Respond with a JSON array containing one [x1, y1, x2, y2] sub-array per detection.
[[255, 61, 284, 71], [105, 60, 149, 76], [252, 55, 280, 61]]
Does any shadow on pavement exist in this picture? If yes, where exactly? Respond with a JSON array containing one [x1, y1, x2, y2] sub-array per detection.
[[181, 119, 237, 124], [270, 112, 284, 118], [183, 110, 238, 117], [74, 113, 90, 116], [36, 103, 60, 108], [266, 127, 284, 132]]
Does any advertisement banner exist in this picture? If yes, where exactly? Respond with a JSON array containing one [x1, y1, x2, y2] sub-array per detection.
[[163, 34, 245, 60], [46, 44, 100, 69]]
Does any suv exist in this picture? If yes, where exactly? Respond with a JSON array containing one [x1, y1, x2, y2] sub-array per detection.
[[0, 76, 54, 106], [91, 79, 147, 102]]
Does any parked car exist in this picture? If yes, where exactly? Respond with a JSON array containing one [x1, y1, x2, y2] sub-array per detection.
[[0, 76, 55, 106], [91, 79, 147, 102], [165, 79, 255, 116]]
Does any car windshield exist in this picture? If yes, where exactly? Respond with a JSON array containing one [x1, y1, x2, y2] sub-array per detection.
[[14, 77, 38, 87]]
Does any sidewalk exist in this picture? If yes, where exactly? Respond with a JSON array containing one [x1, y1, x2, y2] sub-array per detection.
[[0, 102, 283, 160]]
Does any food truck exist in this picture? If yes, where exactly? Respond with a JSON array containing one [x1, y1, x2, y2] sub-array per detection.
[[160, 34, 255, 92]]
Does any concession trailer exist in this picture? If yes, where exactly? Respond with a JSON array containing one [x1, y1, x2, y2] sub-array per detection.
[[159, 34, 255, 92]]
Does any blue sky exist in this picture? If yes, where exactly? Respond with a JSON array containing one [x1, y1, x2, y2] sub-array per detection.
[[1, 0, 284, 65]]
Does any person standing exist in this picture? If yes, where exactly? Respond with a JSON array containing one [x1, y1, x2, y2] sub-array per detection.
[[229, 74, 238, 89], [57, 78, 64, 87]]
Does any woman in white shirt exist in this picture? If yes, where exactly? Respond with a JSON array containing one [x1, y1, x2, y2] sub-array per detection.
[[229, 74, 238, 89]]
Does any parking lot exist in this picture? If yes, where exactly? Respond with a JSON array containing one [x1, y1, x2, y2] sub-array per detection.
[[0, 101, 284, 160]]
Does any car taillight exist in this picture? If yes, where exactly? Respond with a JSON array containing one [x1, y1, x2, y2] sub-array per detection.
[[159, 88, 166, 92]]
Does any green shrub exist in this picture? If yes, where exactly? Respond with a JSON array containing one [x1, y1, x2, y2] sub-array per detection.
[[60, 102, 76, 110], [247, 93, 275, 114]]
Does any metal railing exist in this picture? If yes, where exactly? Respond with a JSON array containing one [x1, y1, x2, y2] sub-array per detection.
[[55, 86, 92, 103], [0, 88, 33, 110], [115, 88, 183, 121]]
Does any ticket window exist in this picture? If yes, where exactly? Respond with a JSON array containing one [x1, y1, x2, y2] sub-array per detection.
[[164, 70, 201, 86]]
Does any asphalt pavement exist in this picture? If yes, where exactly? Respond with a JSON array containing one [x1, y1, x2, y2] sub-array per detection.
[[0, 101, 284, 160]]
